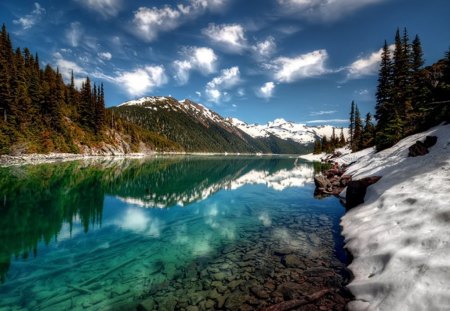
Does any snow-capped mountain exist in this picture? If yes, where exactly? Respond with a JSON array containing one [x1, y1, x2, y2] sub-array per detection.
[[228, 117, 349, 144], [113, 96, 346, 153]]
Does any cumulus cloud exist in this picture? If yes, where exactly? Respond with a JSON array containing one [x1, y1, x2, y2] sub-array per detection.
[[347, 45, 394, 79], [66, 22, 84, 47], [52, 53, 87, 87], [115, 66, 168, 96], [13, 2, 45, 30], [205, 66, 240, 103], [133, 6, 182, 42], [98, 51, 112, 61], [133, 0, 228, 42], [267, 49, 329, 82], [257, 82, 275, 99], [202, 23, 247, 53], [75, 0, 122, 18], [252, 36, 276, 59], [277, 0, 386, 22], [173, 47, 218, 84]]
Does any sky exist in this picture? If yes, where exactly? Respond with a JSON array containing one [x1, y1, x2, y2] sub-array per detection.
[[0, 0, 449, 126]]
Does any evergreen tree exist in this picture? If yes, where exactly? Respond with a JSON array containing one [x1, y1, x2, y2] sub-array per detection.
[[313, 138, 322, 154], [352, 105, 363, 151], [339, 128, 346, 147], [375, 41, 393, 129], [349, 101, 355, 146], [362, 113, 375, 148]]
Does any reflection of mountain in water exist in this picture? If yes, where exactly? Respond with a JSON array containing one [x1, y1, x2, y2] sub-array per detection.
[[0, 156, 313, 282]]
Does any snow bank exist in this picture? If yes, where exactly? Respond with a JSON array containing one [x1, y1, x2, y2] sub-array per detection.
[[341, 124, 450, 311]]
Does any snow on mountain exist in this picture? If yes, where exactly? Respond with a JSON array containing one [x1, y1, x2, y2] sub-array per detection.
[[339, 124, 450, 311], [116, 96, 348, 145], [228, 117, 349, 144], [117, 96, 228, 126]]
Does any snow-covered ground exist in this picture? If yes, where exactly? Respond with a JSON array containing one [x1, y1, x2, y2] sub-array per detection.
[[340, 124, 450, 311]]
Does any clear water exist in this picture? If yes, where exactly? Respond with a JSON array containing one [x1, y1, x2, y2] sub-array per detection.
[[0, 156, 349, 310]]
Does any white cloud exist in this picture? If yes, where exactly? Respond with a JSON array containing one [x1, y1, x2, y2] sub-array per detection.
[[13, 2, 45, 30], [347, 45, 394, 79], [267, 49, 329, 82], [252, 36, 276, 59], [133, 6, 182, 42], [52, 53, 87, 87], [310, 110, 337, 116], [205, 66, 240, 103], [257, 82, 275, 99], [277, 0, 386, 22], [115, 66, 168, 96], [133, 0, 228, 42], [306, 119, 348, 124], [173, 47, 218, 84], [202, 23, 247, 53], [66, 22, 83, 47], [98, 52, 112, 61], [76, 0, 122, 18], [173, 60, 193, 85]]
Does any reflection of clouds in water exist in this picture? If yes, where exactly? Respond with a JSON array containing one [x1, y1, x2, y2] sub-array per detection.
[[174, 224, 189, 244], [273, 228, 304, 249], [56, 222, 84, 242], [119, 208, 162, 237], [258, 212, 272, 227], [204, 202, 236, 240], [192, 234, 212, 256], [230, 164, 314, 191]]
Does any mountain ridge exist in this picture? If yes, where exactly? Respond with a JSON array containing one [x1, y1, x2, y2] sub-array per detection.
[[110, 96, 348, 154]]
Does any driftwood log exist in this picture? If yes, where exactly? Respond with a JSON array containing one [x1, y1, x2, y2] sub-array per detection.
[[262, 288, 332, 311]]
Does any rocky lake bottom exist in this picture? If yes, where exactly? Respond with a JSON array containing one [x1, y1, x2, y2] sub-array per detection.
[[0, 156, 352, 310]]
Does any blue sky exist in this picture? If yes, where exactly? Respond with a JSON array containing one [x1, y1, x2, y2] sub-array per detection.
[[1, 0, 449, 125]]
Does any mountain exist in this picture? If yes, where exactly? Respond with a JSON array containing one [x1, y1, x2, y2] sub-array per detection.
[[228, 117, 349, 144], [110, 96, 313, 154]]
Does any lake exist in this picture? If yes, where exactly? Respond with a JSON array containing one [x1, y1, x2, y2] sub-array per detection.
[[0, 156, 351, 310]]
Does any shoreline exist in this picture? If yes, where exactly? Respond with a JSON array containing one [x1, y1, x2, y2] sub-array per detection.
[[0, 151, 303, 167], [328, 124, 450, 311]]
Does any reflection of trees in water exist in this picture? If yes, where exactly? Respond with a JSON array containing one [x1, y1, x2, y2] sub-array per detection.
[[0, 156, 300, 282]]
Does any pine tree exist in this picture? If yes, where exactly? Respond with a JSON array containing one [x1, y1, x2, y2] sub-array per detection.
[[339, 128, 346, 147], [352, 105, 363, 151], [313, 138, 322, 154], [362, 113, 375, 148], [410, 35, 431, 128], [349, 101, 355, 146], [375, 41, 393, 129]]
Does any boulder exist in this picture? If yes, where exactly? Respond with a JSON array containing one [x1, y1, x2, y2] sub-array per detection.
[[314, 175, 332, 191], [408, 141, 428, 157], [424, 135, 438, 148], [346, 176, 382, 208]]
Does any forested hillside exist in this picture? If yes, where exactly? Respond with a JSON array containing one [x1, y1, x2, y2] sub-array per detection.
[[111, 98, 312, 154], [0, 25, 181, 154]]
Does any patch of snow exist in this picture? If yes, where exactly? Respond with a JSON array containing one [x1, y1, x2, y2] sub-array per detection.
[[118, 96, 168, 107], [340, 124, 450, 311]]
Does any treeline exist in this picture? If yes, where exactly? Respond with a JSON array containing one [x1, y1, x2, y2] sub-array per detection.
[[374, 28, 450, 150], [0, 24, 105, 153], [312, 127, 346, 154]]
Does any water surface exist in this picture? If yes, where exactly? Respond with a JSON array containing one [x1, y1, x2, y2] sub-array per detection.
[[0, 156, 350, 310]]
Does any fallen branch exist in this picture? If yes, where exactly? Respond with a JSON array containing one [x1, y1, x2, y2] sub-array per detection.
[[262, 288, 332, 311]]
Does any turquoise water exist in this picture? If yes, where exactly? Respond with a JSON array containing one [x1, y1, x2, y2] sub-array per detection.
[[0, 156, 349, 310]]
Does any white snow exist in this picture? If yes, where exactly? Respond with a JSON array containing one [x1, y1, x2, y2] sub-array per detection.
[[118, 96, 168, 107], [340, 124, 450, 311]]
